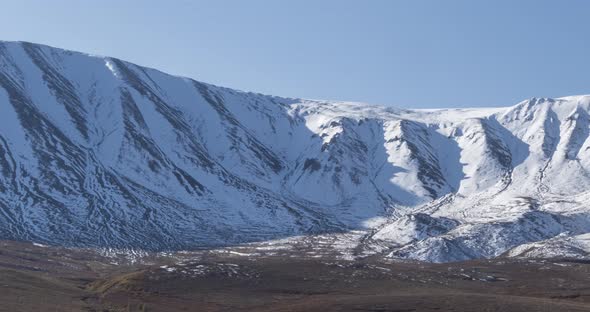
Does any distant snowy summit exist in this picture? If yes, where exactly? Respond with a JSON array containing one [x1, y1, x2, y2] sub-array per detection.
[[0, 41, 589, 262]]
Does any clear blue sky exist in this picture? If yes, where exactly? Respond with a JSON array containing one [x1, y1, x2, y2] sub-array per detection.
[[0, 0, 588, 108]]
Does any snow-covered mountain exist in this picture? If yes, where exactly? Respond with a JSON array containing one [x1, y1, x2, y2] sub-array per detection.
[[0, 41, 589, 262]]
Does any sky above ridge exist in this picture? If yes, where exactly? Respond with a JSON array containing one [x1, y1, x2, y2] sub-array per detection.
[[0, 0, 589, 108]]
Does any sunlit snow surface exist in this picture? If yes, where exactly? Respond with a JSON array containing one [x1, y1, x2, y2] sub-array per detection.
[[0, 41, 589, 262]]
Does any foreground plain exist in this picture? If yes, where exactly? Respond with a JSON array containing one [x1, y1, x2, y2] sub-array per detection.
[[0, 240, 589, 312]]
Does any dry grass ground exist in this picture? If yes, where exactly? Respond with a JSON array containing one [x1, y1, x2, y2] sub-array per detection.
[[0, 240, 589, 312]]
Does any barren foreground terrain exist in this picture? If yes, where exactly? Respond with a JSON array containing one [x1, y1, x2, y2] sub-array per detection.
[[0, 240, 589, 312]]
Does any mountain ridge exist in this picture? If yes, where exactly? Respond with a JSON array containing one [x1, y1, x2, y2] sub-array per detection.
[[0, 40, 589, 262]]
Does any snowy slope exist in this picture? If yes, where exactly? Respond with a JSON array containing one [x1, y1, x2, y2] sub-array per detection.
[[0, 41, 589, 261]]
